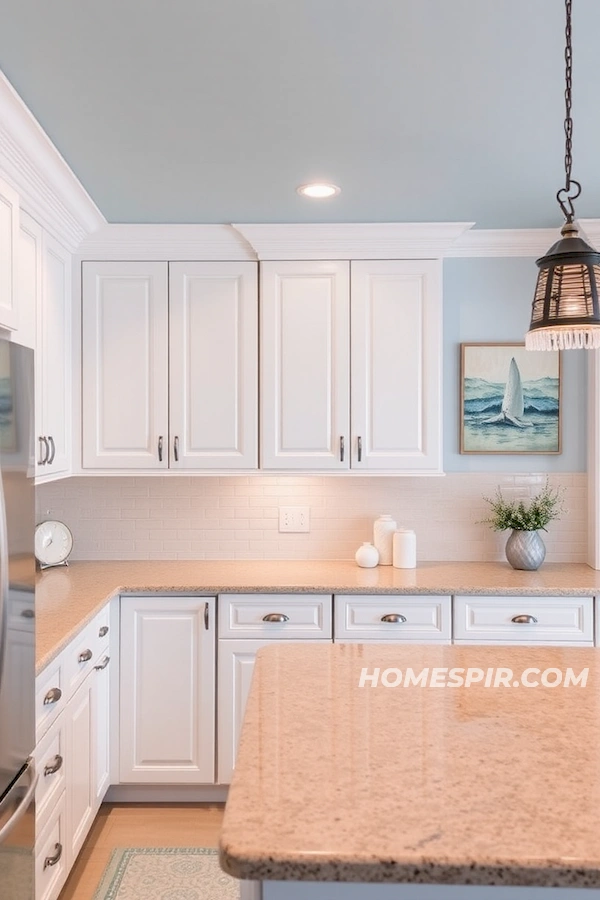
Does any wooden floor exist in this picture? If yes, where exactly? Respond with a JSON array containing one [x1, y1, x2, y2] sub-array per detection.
[[58, 803, 225, 900]]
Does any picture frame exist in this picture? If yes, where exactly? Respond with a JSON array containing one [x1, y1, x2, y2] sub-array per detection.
[[460, 343, 561, 455]]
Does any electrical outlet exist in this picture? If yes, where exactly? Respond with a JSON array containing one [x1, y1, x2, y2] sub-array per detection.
[[279, 506, 310, 533]]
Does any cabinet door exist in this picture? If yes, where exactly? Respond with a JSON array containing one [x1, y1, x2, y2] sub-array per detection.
[[81, 262, 168, 469], [119, 596, 216, 784], [351, 260, 442, 472], [261, 261, 350, 470], [38, 233, 71, 477], [169, 262, 258, 469], [0, 176, 19, 331], [16, 210, 40, 351], [92, 650, 111, 809], [65, 676, 94, 863], [217, 639, 267, 784]]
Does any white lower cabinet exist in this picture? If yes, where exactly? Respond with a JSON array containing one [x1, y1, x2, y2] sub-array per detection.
[[334, 595, 451, 642], [119, 596, 216, 784], [453, 595, 594, 645], [217, 639, 270, 785], [34, 606, 111, 900]]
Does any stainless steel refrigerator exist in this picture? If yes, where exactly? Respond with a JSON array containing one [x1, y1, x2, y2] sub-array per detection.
[[0, 341, 36, 900]]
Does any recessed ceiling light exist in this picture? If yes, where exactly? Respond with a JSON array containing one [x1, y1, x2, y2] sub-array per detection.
[[296, 182, 341, 199]]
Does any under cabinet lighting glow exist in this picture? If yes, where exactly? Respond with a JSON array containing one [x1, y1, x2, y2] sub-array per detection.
[[296, 183, 341, 199]]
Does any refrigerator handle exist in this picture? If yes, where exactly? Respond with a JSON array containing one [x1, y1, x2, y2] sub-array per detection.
[[0, 758, 38, 844], [0, 454, 9, 685]]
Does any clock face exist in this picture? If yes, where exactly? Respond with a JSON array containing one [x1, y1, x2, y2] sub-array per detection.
[[34, 521, 73, 567]]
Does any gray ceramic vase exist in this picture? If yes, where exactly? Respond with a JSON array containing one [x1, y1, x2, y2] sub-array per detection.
[[505, 529, 546, 571]]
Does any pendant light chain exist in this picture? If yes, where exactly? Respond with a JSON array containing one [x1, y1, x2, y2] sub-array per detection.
[[557, 0, 581, 222]]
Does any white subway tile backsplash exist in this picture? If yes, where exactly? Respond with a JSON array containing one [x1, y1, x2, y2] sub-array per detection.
[[36, 473, 587, 563]]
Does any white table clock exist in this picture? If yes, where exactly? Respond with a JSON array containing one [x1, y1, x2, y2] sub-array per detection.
[[34, 520, 73, 569]]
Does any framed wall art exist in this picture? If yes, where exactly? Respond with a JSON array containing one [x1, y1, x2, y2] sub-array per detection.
[[460, 343, 561, 454]]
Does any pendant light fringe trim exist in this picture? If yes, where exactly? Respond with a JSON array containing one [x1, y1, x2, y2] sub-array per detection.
[[526, 327, 600, 350]]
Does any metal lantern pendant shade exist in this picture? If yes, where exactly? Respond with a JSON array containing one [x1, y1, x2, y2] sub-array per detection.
[[526, 0, 600, 350], [527, 222, 600, 350]]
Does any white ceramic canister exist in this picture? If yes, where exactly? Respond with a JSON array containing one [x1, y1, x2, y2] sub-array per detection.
[[373, 514, 397, 565], [393, 529, 417, 569], [355, 542, 379, 568]]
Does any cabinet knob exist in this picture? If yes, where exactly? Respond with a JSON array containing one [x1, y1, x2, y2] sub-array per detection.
[[380, 613, 407, 624], [43, 843, 63, 870], [78, 649, 93, 663], [262, 613, 290, 623], [43, 687, 62, 706], [94, 655, 110, 671], [98, 625, 109, 637], [43, 754, 63, 777], [511, 614, 538, 624]]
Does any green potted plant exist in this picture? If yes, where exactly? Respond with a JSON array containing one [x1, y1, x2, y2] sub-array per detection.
[[481, 480, 565, 570]]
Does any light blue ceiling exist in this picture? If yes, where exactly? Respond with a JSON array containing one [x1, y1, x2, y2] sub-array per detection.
[[2, 0, 600, 228]]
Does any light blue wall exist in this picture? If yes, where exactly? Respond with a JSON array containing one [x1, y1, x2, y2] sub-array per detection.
[[443, 257, 587, 472]]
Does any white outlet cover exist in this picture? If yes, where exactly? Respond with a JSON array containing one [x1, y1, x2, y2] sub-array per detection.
[[279, 506, 310, 532]]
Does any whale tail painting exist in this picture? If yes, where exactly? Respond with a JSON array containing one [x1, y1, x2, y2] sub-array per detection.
[[483, 357, 534, 428]]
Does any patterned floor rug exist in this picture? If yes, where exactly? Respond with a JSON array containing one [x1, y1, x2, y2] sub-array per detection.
[[93, 847, 240, 900]]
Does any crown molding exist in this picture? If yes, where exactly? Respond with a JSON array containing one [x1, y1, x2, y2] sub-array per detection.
[[445, 227, 559, 258], [0, 72, 105, 251], [578, 219, 600, 249], [231, 222, 475, 259], [77, 224, 256, 260]]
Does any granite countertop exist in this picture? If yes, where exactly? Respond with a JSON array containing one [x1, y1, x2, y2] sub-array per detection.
[[35, 559, 600, 672], [220, 642, 600, 887]]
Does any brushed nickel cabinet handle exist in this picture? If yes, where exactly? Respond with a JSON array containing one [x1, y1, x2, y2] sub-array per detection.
[[174, 436, 179, 462], [94, 655, 110, 671], [98, 625, 109, 637], [340, 436, 345, 462], [204, 602, 209, 630], [262, 613, 290, 623], [21, 609, 35, 619], [380, 613, 407, 624], [43, 843, 63, 870], [158, 435, 163, 462], [43, 687, 62, 706], [357, 435, 363, 462], [47, 435, 56, 465], [43, 755, 63, 777], [511, 614, 538, 624], [38, 436, 49, 466], [78, 649, 93, 663]]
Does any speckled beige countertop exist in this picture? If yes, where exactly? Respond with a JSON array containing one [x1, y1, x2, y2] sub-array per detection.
[[36, 559, 600, 672], [220, 642, 600, 887]]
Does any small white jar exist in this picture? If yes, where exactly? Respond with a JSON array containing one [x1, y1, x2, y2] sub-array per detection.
[[373, 514, 397, 565], [355, 542, 379, 568], [393, 529, 417, 569]]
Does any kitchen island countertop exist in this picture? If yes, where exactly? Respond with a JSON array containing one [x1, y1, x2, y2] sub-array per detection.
[[220, 642, 600, 888], [36, 559, 600, 672]]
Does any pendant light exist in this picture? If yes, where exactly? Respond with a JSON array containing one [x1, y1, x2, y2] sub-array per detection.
[[526, 0, 600, 350]]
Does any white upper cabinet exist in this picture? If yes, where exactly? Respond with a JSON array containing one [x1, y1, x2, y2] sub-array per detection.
[[38, 233, 71, 477], [351, 260, 442, 472], [261, 259, 442, 472], [260, 260, 350, 470], [82, 261, 169, 469], [0, 176, 20, 332], [82, 260, 258, 471], [169, 262, 257, 469]]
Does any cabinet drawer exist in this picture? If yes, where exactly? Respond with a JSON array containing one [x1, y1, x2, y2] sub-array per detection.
[[63, 605, 110, 698], [454, 595, 594, 644], [219, 594, 332, 639], [335, 595, 451, 642], [35, 656, 65, 744], [35, 790, 68, 900], [34, 715, 66, 834], [8, 588, 35, 633]]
